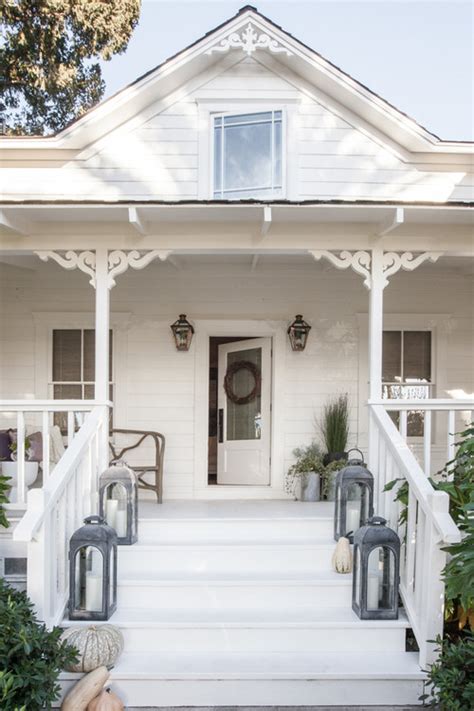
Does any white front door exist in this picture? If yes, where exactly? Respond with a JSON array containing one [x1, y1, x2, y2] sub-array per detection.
[[217, 337, 272, 485]]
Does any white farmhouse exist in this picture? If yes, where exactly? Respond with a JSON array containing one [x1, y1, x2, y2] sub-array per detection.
[[0, 5, 473, 707]]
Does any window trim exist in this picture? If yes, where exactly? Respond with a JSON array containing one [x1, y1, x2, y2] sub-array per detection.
[[197, 101, 295, 200], [211, 109, 284, 200]]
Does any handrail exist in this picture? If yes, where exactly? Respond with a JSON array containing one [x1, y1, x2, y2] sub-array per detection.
[[14, 407, 106, 543], [0, 399, 112, 412], [370, 398, 474, 411], [370, 404, 460, 543]]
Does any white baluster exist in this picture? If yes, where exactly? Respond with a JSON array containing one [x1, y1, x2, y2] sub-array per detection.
[[423, 410, 432, 477], [67, 411, 75, 447], [447, 410, 456, 471], [399, 410, 408, 441], [17, 411, 26, 505], [42, 410, 50, 482]]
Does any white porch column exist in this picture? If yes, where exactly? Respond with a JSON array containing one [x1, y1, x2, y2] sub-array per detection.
[[94, 248, 110, 474], [368, 245, 384, 401]]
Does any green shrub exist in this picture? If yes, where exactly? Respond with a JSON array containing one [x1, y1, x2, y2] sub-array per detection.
[[0, 474, 11, 528], [421, 633, 474, 710], [0, 578, 77, 710]]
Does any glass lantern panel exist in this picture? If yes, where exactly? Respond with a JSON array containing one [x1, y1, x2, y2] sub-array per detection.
[[74, 545, 103, 612], [110, 549, 115, 607], [108, 482, 127, 537], [354, 546, 361, 605], [367, 546, 395, 610], [345, 483, 363, 534]]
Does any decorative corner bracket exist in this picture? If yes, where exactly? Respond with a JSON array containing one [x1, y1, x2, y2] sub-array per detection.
[[36, 249, 172, 290], [310, 250, 372, 290], [36, 250, 97, 287], [381, 251, 443, 288], [205, 22, 292, 57]]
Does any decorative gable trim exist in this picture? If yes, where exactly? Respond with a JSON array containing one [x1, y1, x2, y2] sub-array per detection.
[[205, 21, 292, 57]]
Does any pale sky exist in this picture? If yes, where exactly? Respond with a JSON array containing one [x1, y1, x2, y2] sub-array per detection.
[[100, 0, 474, 141]]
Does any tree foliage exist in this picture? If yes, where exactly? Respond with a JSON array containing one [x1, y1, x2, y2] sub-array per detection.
[[1, 0, 141, 135]]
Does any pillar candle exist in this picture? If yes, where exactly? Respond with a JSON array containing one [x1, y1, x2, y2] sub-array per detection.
[[105, 498, 118, 529], [346, 500, 361, 534], [115, 509, 127, 537], [367, 572, 380, 609], [85, 573, 103, 611]]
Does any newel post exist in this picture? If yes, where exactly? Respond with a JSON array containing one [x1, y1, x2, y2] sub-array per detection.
[[94, 249, 110, 474]]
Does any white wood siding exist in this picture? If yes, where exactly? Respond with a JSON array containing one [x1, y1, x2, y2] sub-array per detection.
[[1, 260, 472, 499], [0, 58, 472, 202]]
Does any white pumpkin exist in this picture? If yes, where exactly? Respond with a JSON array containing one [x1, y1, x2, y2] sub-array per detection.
[[61, 624, 124, 673], [332, 536, 352, 574]]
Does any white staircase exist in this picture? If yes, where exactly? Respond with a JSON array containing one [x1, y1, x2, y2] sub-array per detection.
[[60, 501, 425, 707]]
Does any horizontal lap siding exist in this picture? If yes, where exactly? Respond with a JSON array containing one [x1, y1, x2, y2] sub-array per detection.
[[1, 262, 473, 498], [1, 57, 470, 202]]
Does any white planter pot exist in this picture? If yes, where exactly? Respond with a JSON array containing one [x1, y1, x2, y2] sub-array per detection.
[[1, 461, 39, 503], [294, 471, 320, 502]]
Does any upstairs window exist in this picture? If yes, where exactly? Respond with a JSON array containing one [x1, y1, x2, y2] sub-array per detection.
[[213, 110, 282, 199]]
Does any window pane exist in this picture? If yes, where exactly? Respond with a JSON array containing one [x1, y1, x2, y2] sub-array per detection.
[[224, 121, 272, 191], [403, 331, 431, 382], [214, 124, 222, 196], [83, 330, 113, 381], [382, 332, 401, 382], [53, 330, 81, 382], [226, 348, 262, 441], [224, 112, 273, 125]]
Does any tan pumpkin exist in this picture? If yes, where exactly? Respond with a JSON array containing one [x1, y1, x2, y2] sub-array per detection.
[[61, 624, 124, 672], [87, 687, 124, 710], [61, 666, 109, 711], [332, 536, 352, 574]]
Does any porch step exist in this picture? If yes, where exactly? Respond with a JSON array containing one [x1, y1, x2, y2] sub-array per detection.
[[118, 540, 337, 575], [58, 651, 425, 706], [64, 606, 409, 653], [117, 570, 353, 608]]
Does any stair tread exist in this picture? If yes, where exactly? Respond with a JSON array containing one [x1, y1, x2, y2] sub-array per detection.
[[121, 539, 336, 550], [64, 606, 410, 628], [61, 650, 424, 680], [137, 501, 334, 520], [119, 569, 353, 585]]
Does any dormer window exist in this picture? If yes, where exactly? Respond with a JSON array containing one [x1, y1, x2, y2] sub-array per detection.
[[213, 110, 282, 199]]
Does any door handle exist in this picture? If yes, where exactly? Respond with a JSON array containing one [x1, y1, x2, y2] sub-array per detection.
[[218, 408, 224, 443]]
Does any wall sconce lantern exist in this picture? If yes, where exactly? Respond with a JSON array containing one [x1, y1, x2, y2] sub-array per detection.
[[99, 464, 138, 545], [287, 314, 311, 351], [334, 448, 374, 543], [170, 314, 194, 351], [352, 516, 401, 620], [68, 516, 117, 621]]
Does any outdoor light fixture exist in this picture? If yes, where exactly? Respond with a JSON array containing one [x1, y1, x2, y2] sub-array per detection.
[[287, 314, 311, 351], [99, 464, 138, 545], [170, 314, 194, 351], [334, 448, 374, 543], [68, 516, 117, 621], [352, 516, 401, 620]]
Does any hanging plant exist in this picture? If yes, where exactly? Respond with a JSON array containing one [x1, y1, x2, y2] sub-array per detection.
[[224, 360, 261, 405]]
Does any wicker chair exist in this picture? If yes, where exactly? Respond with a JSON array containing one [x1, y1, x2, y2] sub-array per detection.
[[109, 429, 165, 503]]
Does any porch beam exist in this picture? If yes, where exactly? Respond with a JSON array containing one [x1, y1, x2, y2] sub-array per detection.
[[377, 207, 404, 237], [0, 209, 32, 235], [128, 207, 147, 235]]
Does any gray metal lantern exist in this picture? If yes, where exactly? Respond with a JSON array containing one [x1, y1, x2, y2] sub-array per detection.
[[287, 314, 311, 352], [68, 515, 117, 621], [170, 314, 194, 351], [352, 516, 401, 620], [99, 464, 138, 545], [334, 448, 374, 543]]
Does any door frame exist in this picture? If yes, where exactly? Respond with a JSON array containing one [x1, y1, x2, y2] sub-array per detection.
[[193, 320, 286, 499]]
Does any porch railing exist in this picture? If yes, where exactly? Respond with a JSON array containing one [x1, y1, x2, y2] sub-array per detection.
[[0, 400, 99, 509], [13, 405, 109, 627], [368, 401, 465, 667]]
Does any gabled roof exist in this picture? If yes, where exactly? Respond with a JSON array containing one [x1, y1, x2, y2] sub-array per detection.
[[1, 5, 472, 154]]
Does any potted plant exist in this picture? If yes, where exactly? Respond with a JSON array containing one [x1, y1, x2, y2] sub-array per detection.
[[286, 442, 324, 501], [319, 394, 349, 466], [1, 437, 39, 503], [321, 458, 346, 501]]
